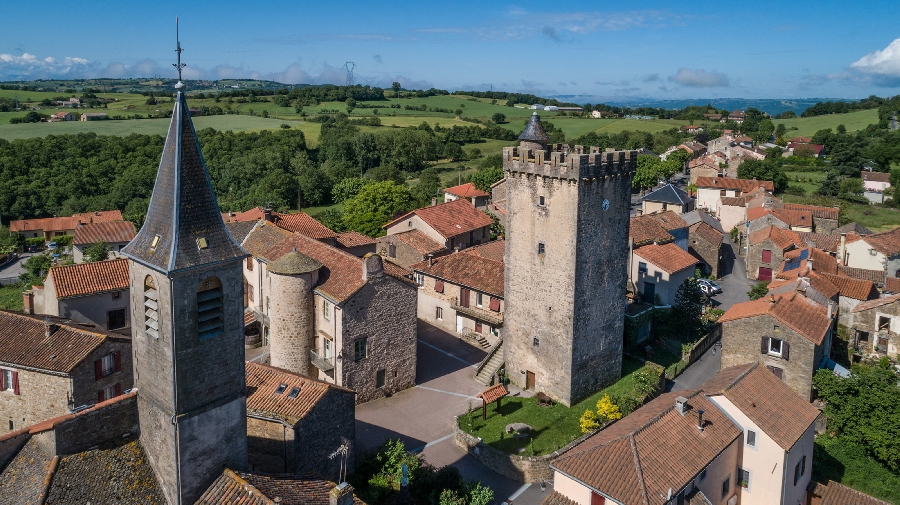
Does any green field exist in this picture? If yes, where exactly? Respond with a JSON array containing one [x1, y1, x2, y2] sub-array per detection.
[[775, 109, 879, 138], [784, 171, 828, 194], [0, 283, 24, 311]]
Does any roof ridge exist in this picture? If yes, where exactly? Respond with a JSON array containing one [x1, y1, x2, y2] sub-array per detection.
[[222, 468, 275, 504], [629, 435, 651, 505], [246, 361, 356, 394], [718, 362, 760, 393]]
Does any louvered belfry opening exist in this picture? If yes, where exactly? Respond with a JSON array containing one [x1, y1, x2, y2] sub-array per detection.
[[144, 276, 159, 339], [197, 277, 225, 340]]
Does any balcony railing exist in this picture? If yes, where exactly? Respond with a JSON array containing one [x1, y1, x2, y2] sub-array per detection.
[[310, 349, 335, 372], [450, 297, 503, 326]]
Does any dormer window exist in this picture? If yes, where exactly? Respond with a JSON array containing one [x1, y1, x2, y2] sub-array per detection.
[[198, 277, 224, 340]]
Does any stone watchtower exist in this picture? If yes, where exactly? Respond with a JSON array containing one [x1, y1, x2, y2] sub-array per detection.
[[121, 79, 250, 504], [503, 113, 637, 406], [268, 250, 322, 376]]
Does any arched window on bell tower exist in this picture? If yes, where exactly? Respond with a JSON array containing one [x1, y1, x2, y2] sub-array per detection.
[[198, 277, 224, 340], [144, 276, 159, 339]]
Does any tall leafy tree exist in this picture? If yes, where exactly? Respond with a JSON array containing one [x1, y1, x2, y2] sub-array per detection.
[[343, 181, 414, 237]]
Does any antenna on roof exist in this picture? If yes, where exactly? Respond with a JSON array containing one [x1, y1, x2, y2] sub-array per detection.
[[173, 17, 186, 87]]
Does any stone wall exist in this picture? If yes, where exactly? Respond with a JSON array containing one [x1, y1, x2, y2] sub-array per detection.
[[689, 231, 723, 278], [247, 415, 294, 473], [0, 429, 29, 469], [70, 337, 133, 408], [416, 273, 504, 340], [747, 239, 787, 281], [376, 235, 434, 269], [50, 392, 139, 455], [293, 386, 356, 478], [269, 270, 317, 376], [58, 290, 130, 331], [0, 369, 69, 436]]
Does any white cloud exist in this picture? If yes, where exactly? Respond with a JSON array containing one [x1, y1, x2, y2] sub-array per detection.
[[0, 52, 99, 79], [849, 38, 900, 85], [668, 68, 729, 87]]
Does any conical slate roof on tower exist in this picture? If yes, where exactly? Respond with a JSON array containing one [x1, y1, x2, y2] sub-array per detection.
[[122, 86, 246, 272], [518, 112, 550, 142]]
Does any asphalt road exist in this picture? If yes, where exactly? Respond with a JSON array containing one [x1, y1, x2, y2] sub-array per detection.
[[0, 252, 31, 283]]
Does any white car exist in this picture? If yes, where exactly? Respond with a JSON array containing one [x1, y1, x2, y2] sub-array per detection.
[[697, 279, 722, 294]]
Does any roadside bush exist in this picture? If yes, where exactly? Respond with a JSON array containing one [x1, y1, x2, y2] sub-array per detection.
[[747, 281, 770, 300]]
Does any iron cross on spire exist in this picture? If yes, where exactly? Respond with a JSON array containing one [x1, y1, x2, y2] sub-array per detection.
[[173, 17, 186, 86]]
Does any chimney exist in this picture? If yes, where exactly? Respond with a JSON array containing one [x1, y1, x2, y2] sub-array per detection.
[[44, 319, 59, 338], [362, 253, 384, 281], [329, 483, 355, 505], [675, 396, 689, 416], [828, 301, 835, 320], [697, 409, 705, 432], [807, 257, 813, 272], [431, 197, 438, 207], [22, 291, 34, 315], [769, 296, 776, 310], [839, 233, 847, 265], [427, 254, 433, 267], [263, 208, 273, 222]]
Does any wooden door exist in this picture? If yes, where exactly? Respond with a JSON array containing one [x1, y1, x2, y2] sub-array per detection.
[[758, 267, 772, 281], [591, 492, 606, 505], [526, 371, 535, 390]]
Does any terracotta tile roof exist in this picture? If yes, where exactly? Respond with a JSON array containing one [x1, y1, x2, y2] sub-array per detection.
[[276, 213, 338, 240], [9, 216, 80, 233], [719, 196, 745, 207], [478, 384, 508, 404], [834, 222, 872, 235], [392, 229, 445, 255], [443, 182, 489, 198], [384, 198, 493, 239], [242, 222, 293, 260], [382, 261, 416, 285], [72, 220, 136, 245], [863, 227, 900, 256], [240, 474, 366, 505], [552, 390, 741, 505], [719, 293, 831, 345], [690, 222, 723, 246], [703, 364, 820, 450], [808, 247, 838, 274], [487, 200, 507, 216], [746, 206, 770, 221], [839, 265, 885, 285], [749, 226, 797, 250], [47, 440, 165, 503], [851, 293, 900, 313], [245, 362, 352, 426], [818, 273, 878, 301], [541, 491, 579, 505], [789, 136, 812, 143], [266, 234, 371, 303], [244, 310, 257, 326], [633, 242, 698, 274], [197, 468, 273, 505], [221, 206, 271, 223], [807, 271, 840, 299], [411, 252, 504, 297], [463, 239, 505, 263], [818, 481, 890, 505], [47, 258, 130, 298], [335, 230, 376, 248], [0, 310, 128, 373], [650, 211, 689, 231], [629, 214, 674, 246], [862, 171, 891, 183], [71, 210, 124, 224], [695, 176, 774, 192], [886, 276, 900, 293], [795, 232, 840, 253], [771, 208, 813, 227], [781, 203, 839, 220]]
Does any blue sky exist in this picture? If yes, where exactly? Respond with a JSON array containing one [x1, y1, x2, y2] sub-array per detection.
[[2, 0, 900, 100]]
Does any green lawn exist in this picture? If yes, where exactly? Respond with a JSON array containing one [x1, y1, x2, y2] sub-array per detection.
[[784, 171, 827, 194], [813, 435, 900, 503], [0, 283, 24, 311], [781, 194, 900, 232], [775, 109, 879, 138], [459, 358, 645, 456]]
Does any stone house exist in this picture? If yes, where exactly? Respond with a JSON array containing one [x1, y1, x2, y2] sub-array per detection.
[[862, 171, 891, 193], [689, 162, 720, 184], [747, 207, 814, 234], [72, 220, 136, 262], [842, 227, 900, 278], [747, 226, 798, 281], [485, 178, 508, 229], [378, 229, 447, 269], [640, 183, 694, 215], [0, 310, 132, 435], [847, 294, 900, 356], [651, 211, 690, 251], [689, 220, 725, 278], [410, 245, 504, 346], [222, 206, 339, 246], [30, 258, 131, 331], [719, 292, 834, 400], [379, 197, 494, 255], [443, 182, 490, 207], [695, 176, 774, 213], [631, 242, 697, 305], [265, 233, 418, 404], [814, 272, 879, 327], [50, 111, 76, 121], [779, 203, 839, 234], [245, 362, 355, 476], [544, 363, 820, 505]]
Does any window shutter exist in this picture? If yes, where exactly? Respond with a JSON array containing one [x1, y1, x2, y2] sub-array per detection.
[[11, 372, 18, 396], [761, 336, 770, 354], [114, 351, 122, 372], [94, 359, 103, 380], [782, 341, 790, 361], [460, 288, 470, 307], [98, 390, 105, 403], [489, 297, 501, 312], [774, 367, 783, 380], [115, 383, 122, 397], [0, 371, 4, 391], [434, 280, 444, 293]]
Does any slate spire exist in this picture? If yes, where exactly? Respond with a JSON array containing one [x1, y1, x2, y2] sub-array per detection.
[[519, 111, 550, 143], [122, 31, 246, 273]]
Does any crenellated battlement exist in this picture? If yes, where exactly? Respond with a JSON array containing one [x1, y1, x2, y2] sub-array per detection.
[[503, 144, 637, 181]]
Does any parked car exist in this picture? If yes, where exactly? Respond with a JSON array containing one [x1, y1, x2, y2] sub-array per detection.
[[697, 278, 722, 294], [699, 283, 715, 296], [27, 245, 39, 253], [47, 241, 58, 251]]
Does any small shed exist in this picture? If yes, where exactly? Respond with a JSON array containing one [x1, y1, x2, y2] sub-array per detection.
[[477, 384, 508, 420]]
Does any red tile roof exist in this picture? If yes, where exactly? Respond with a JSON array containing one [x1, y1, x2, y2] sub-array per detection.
[[391, 229, 445, 255], [807, 271, 840, 299], [242, 222, 293, 260], [411, 252, 504, 297], [690, 222, 723, 246], [47, 258, 129, 298], [73, 221, 136, 245], [541, 491, 578, 505], [863, 227, 900, 257], [818, 272, 879, 301], [266, 234, 366, 303], [276, 213, 338, 240], [198, 469, 272, 505], [0, 310, 128, 373], [719, 292, 831, 345], [850, 293, 900, 313], [443, 182, 489, 198], [886, 276, 900, 293], [629, 214, 674, 246], [634, 242, 698, 274], [335, 231, 376, 248], [818, 481, 890, 505], [746, 206, 770, 221], [719, 196, 745, 207], [781, 203, 839, 221], [478, 384, 508, 404], [239, 474, 366, 505], [245, 362, 353, 425], [695, 176, 774, 192], [463, 239, 505, 263], [749, 226, 797, 250], [384, 198, 493, 239], [650, 211, 689, 231], [839, 265, 885, 285], [9, 216, 80, 233], [71, 210, 124, 224], [771, 208, 813, 227]]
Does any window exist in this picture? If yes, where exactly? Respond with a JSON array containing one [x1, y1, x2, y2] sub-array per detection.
[[354, 338, 368, 361], [738, 468, 750, 489], [533, 337, 540, 347], [101, 353, 116, 376], [107, 308, 127, 330], [460, 288, 471, 308], [537, 242, 545, 255], [198, 278, 224, 340], [434, 280, 444, 293], [436, 307, 443, 320], [761, 249, 772, 263], [388, 243, 397, 258], [7, 420, 12, 431], [638, 262, 648, 274], [247, 257, 254, 271], [144, 276, 159, 339], [414, 272, 424, 286], [538, 195, 545, 206], [767, 365, 784, 380], [98, 383, 121, 403], [112, 291, 121, 299], [324, 338, 332, 359], [408, 221, 412, 228], [287, 387, 300, 399], [769, 337, 783, 355], [0, 369, 18, 395], [746, 430, 757, 448], [878, 316, 891, 331], [721, 476, 730, 499], [274, 383, 288, 394], [248, 284, 254, 303], [489, 297, 501, 312], [699, 469, 707, 483], [376, 369, 386, 388], [793, 455, 807, 485], [475, 321, 482, 333], [324, 300, 331, 321], [720, 189, 727, 197], [475, 292, 483, 307]]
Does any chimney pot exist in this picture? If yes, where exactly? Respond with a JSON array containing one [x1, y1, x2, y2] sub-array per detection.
[[697, 409, 705, 432], [362, 253, 384, 281], [23, 291, 34, 315], [431, 197, 437, 207], [427, 254, 433, 267], [330, 483, 355, 505]]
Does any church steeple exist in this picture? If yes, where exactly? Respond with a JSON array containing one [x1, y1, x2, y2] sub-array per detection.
[[122, 19, 244, 274]]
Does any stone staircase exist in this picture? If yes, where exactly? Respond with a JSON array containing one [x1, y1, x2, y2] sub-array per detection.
[[474, 341, 504, 386], [462, 332, 491, 349]]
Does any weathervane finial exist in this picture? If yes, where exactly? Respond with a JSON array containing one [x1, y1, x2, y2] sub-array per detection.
[[174, 16, 186, 89]]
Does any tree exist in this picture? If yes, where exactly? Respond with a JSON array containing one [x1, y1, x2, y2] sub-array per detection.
[[443, 142, 465, 162], [817, 171, 842, 196], [343, 181, 414, 237], [83, 241, 111, 263], [673, 278, 704, 340], [471, 166, 503, 192], [775, 123, 787, 138], [0, 225, 17, 254], [747, 281, 769, 300], [491, 112, 506, 124], [413, 167, 442, 207], [19, 254, 52, 287], [737, 159, 788, 193], [633, 154, 660, 191], [314, 208, 347, 233], [839, 177, 864, 198], [392, 82, 401, 99], [596, 394, 622, 422], [332, 177, 367, 203]]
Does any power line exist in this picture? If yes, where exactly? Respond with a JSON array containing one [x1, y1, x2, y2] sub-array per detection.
[[344, 62, 356, 86]]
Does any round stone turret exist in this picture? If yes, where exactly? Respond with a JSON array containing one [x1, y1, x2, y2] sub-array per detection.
[[268, 250, 321, 376], [519, 112, 550, 152]]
